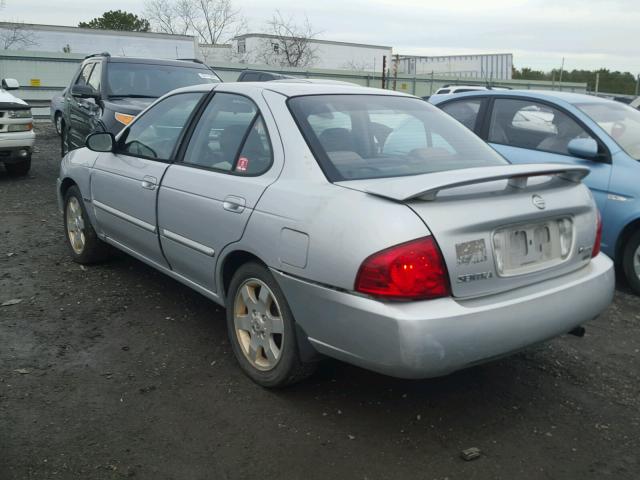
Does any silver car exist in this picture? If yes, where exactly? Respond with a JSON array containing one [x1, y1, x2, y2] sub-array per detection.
[[57, 82, 615, 387]]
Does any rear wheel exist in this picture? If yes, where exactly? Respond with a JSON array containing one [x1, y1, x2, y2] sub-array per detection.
[[5, 156, 31, 176], [622, 230, 640, 294], [226, 262, 316, 387], [63, 185, 109, 264]]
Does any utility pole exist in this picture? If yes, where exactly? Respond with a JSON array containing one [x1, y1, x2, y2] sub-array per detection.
[[595, 72, 600, 94], [559, 57, 565, 84], [392, 54, 399, 91], [381, 56, 387, 89], [635, 74, 639, 96]]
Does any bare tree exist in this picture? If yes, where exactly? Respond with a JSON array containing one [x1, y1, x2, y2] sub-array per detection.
[[144, 0, 246, 44], [257, 11, 319, 68], [0, 22, 37, 50]]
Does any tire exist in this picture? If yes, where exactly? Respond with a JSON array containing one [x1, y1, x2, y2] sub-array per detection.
[[54, 112, 62, 135], [622, 230, 640, 295], [63, 185, 109, 264], [61, 123, 69, 157], [5, 156, 31, 176], [226, 262, 316, 387]]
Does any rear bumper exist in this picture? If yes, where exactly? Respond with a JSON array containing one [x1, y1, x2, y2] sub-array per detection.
[[273, 253, 615, 379]]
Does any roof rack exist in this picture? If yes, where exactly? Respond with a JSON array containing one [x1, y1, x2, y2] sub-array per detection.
[[177, 58, 204, 64], [84, 52, 111, 60]]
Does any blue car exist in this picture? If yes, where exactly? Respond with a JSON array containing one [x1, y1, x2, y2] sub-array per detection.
[[431, 90, 640, 293]]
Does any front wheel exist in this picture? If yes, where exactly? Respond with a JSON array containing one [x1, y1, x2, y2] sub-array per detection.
[[226, 262, 316, 387], [5, 156, 31, 176], [54, 112, 62, 135], [63, 185, 109, 264], [622, 230, 640, 294], [61, 124, 69, 157]]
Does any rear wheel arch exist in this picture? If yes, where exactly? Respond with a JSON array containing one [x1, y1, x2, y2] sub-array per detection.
[[220, 250, 267, 299], [615, 218, 640, 263]]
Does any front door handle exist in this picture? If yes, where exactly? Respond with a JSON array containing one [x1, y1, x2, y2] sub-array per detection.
[[223, 195, 246, 213], [141, 176, 157, 190]]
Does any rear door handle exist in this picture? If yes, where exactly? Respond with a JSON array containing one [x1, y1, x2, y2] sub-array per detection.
[[223, 195, 246, 213], [141, 176, 157, 190]]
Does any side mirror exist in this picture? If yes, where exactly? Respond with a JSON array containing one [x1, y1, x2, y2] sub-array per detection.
[[568, 138, 599, 160], [86, 132, 115, 152], [2, 78, 20, 90], [71, 84, 100, 100]]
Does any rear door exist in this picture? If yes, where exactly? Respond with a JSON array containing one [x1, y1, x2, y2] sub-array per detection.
[[484, 97, 612, 212], [157, 91, 281, 292], [91, 92, 205, 267]]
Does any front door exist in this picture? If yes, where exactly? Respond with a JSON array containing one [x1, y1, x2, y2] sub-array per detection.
[[158, 92, 279, 292], [486, 97, 612, 212], [68, 61, 102, 149], [91, 91, 205, 268]]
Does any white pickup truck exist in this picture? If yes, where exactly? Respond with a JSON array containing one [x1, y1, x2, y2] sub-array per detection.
[[0, 78, 35, 175]]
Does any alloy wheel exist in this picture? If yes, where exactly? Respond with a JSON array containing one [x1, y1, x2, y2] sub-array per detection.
[[66, 196, 86, 254], [233, 278, 285, 371], [634, 244, 640, 280]]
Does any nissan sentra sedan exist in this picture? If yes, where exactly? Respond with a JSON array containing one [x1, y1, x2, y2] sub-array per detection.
[[57, 82, 615, 387]]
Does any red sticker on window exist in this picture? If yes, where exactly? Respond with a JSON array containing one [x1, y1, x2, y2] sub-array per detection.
[[237, 156, 249, 172]]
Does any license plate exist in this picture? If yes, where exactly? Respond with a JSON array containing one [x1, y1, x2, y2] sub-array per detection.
[[493, 218, 573, 276]]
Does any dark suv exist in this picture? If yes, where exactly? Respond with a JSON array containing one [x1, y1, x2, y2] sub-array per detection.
[[236, 70, 295, 82], [61, 53, 221, 155]]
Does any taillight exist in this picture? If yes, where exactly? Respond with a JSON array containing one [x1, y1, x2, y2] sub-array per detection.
[[592, 210, 602, 258], [355, 236, 450, 300]]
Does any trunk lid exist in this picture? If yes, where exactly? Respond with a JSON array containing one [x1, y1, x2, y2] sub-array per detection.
[[338, 164, 598, 299]]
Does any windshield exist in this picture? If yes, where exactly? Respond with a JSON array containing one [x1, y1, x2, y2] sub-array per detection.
[[288, 94, 508, 181], [106, 63, 220, 98], [577, 101, 640, 160]]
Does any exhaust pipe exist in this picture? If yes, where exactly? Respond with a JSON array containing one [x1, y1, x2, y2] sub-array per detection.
[[568, 326, 585, 337]]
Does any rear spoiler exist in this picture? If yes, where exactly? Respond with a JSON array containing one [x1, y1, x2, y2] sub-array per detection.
[[338, 164, 590, 202]]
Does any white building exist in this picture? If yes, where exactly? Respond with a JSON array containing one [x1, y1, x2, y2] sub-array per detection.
[[0, 22, 197, 59], [231, 33, 392, 71], [399, 53, 513, 80]]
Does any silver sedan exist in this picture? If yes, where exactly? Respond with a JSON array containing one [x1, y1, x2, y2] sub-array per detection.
[[57, 82, 615, 387]]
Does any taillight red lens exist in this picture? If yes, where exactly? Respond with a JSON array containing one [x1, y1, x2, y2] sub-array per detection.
[[592, 209, 602, 258], [355, 236, 450, 300]]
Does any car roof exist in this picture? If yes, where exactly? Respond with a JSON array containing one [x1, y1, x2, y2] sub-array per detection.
[[430, 88, 611, 106], [171, 82, 411, 98]]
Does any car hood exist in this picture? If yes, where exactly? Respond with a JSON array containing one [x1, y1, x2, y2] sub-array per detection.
[[103, 97, 156, 115], [0, 89, 28, 108]]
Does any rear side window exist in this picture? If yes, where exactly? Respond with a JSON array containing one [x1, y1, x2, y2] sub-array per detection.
[[182, 93, 272, 175], [441, 99, 482, 131], [289, 94, 507, 181], [437, 89, 450, 94]]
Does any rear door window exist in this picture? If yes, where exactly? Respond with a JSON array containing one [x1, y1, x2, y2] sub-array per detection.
[[182, 93, 272, 175], [440, 99, 483, 131]]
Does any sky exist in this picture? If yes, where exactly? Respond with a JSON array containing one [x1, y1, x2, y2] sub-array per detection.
[[4, 0, 639, 74]]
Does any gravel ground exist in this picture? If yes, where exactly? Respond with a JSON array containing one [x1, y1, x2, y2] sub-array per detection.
[[1, 124, 640, 480]]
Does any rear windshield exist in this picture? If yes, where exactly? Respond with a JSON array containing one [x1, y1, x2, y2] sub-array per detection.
[[577, 101, 640, 160], [288, 94, 508, 181], [106, 63, 220, 98]]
